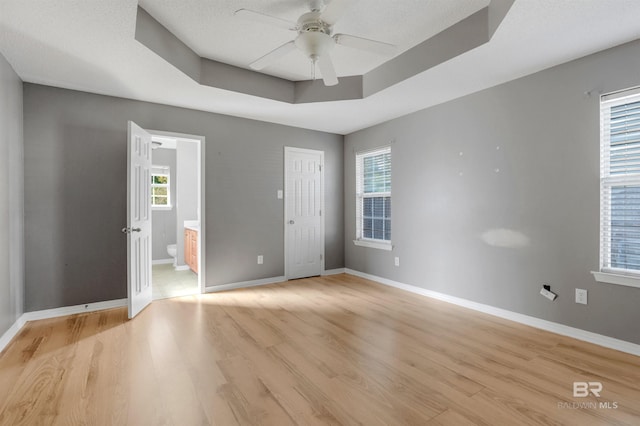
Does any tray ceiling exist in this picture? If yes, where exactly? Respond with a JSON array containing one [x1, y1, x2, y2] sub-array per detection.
[[138, 0, 490, 81], [1, 0, 640, 134]]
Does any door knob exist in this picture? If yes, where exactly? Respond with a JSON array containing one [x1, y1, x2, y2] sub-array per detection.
[[121, 227, 142, 234], [289, 220, 295, 225]]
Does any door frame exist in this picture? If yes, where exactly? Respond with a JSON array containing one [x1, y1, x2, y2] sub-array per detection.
[[284, 146, 325, 280], [148, 129, 206, 294]]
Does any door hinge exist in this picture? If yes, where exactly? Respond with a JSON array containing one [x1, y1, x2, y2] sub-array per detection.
[[319, 209, 322, 216], [320, 254, 323, 260], [319, 164, 322, 172]]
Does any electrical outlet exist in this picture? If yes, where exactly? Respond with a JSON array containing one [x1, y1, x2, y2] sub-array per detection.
[[540, 288, 557, 301], [277, 190, 283, 199], [575, 288, 587, 305], [394, 257, 400, 267], [257, 255, 263, 265]]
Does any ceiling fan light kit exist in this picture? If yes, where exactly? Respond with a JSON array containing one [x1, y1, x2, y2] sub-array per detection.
[[236, 0, 396, 87], [295, 18, 334, 60]]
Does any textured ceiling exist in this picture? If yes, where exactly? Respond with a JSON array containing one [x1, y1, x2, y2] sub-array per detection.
[[1, 1, 640, 134], [137, 0, 489, 81]]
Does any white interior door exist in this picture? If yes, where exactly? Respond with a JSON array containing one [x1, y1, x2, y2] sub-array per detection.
[[285, 147, 324, 279], [125, 121, 152, 318]]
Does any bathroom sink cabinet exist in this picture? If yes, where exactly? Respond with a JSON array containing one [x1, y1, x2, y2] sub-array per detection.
[[184, 228, 198, 273]]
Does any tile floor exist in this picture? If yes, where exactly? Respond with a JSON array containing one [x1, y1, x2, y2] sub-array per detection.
[[152, 263, 199, 300]]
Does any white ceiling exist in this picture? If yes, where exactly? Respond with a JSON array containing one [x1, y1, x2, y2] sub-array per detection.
[[1, 0, 640, 135]]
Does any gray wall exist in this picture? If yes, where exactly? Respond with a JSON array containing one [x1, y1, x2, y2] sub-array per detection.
[[175, 140, 198, 267], [345, 39, 640, 344], [23, 84, 344, 311], [151, 148, 177, 261], [0, 53, 24, 335]]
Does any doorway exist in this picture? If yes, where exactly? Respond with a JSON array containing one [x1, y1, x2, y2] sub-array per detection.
[[284, 147, 325, 279], [149, 130, 206, 299]]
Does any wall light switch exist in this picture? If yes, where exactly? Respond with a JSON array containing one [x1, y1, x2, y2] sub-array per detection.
[[257, 255, 263, 265], [277, 190, 283, 199], [575, 288, 587, 305], [394, 257, 400, 267]]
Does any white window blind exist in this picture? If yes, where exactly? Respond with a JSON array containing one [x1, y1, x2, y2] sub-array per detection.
[[356, 147, 391, 244], [600, 88, 640, 275]]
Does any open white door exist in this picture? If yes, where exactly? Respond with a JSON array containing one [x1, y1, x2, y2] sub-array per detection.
[[285, 147, 324, 279], [124, 121, 152, 319]]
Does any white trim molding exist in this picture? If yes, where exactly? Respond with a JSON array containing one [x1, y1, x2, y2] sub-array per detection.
[[148, 129, 206, 296], [22, 299, 128, 322], [322, 268, 346, 276], [345, 269, 640, 357], [592, 271, 640, 289], [0, 298, 128, 354], [152, 258, 174, 265], [353, 240, 393, 251], [206, 276, 286, 293]]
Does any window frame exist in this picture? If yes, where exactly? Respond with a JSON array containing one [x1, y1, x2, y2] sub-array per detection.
[[151, 165, 172, 210], [593, 87, 640, 288], [353, 146, 392, 251]]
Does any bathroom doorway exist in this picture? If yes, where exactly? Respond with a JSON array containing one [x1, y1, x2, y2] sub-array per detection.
[[149, 130, 205, 300]]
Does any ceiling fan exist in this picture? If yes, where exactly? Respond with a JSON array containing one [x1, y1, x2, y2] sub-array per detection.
[[235, 0, 397, 86]]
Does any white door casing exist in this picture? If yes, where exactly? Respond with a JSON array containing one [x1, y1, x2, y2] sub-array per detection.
[[285, 147, 324, 279], [126, 121, 153, 318], [147, 129, 207, 294]]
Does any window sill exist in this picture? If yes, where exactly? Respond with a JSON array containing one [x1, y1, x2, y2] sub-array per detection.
[[591, 271, 640, 289], [353, 239, 393, 251], [152, 205, 173, 211]]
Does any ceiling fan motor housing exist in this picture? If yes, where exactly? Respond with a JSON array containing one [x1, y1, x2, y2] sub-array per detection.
[[295, 12, 334, 59]]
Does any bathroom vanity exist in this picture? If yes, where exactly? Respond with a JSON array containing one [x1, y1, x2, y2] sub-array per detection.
[[184, 225, 198, 273]]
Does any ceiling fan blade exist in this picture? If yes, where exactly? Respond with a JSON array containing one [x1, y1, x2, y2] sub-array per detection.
[[234, 9, 297, 31], [333, 34, 397, 56], [318, 55, 339, 86], [319, 0, 358, 25], [250, 41, 297, 70]]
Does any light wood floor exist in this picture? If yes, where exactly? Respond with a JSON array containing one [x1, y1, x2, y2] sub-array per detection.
[[1, 274, 640, 425]]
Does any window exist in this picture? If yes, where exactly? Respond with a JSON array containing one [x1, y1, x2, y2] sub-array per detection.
[[354, 146, 392, 250], [596, 87, 640, 287], [151, 165, 171, 209]]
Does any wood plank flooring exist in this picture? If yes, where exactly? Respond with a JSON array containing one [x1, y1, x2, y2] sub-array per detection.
[[1, 274, 640, 425]]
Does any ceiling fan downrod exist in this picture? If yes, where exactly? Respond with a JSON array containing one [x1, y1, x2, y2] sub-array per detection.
[[311, 55, 318, 81]]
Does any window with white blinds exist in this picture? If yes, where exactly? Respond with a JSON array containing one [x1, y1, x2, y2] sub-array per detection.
[[355, 147, 391, 249], [600, 88, 640, 275]]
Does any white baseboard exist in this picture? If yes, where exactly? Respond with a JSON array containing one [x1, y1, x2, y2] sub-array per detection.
[[0, 315, 27, 354], [345, 269, 640, 357], [22, 298, 128, 322], [206, 276, 286, 293], [322, 268, 345, 276], [0, 298, 128, 354], [152, 258, 174, 265], [174, 265, 190, 271]]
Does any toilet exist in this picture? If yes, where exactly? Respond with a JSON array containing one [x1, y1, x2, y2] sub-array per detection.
[[167, 244, 177, 267]]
